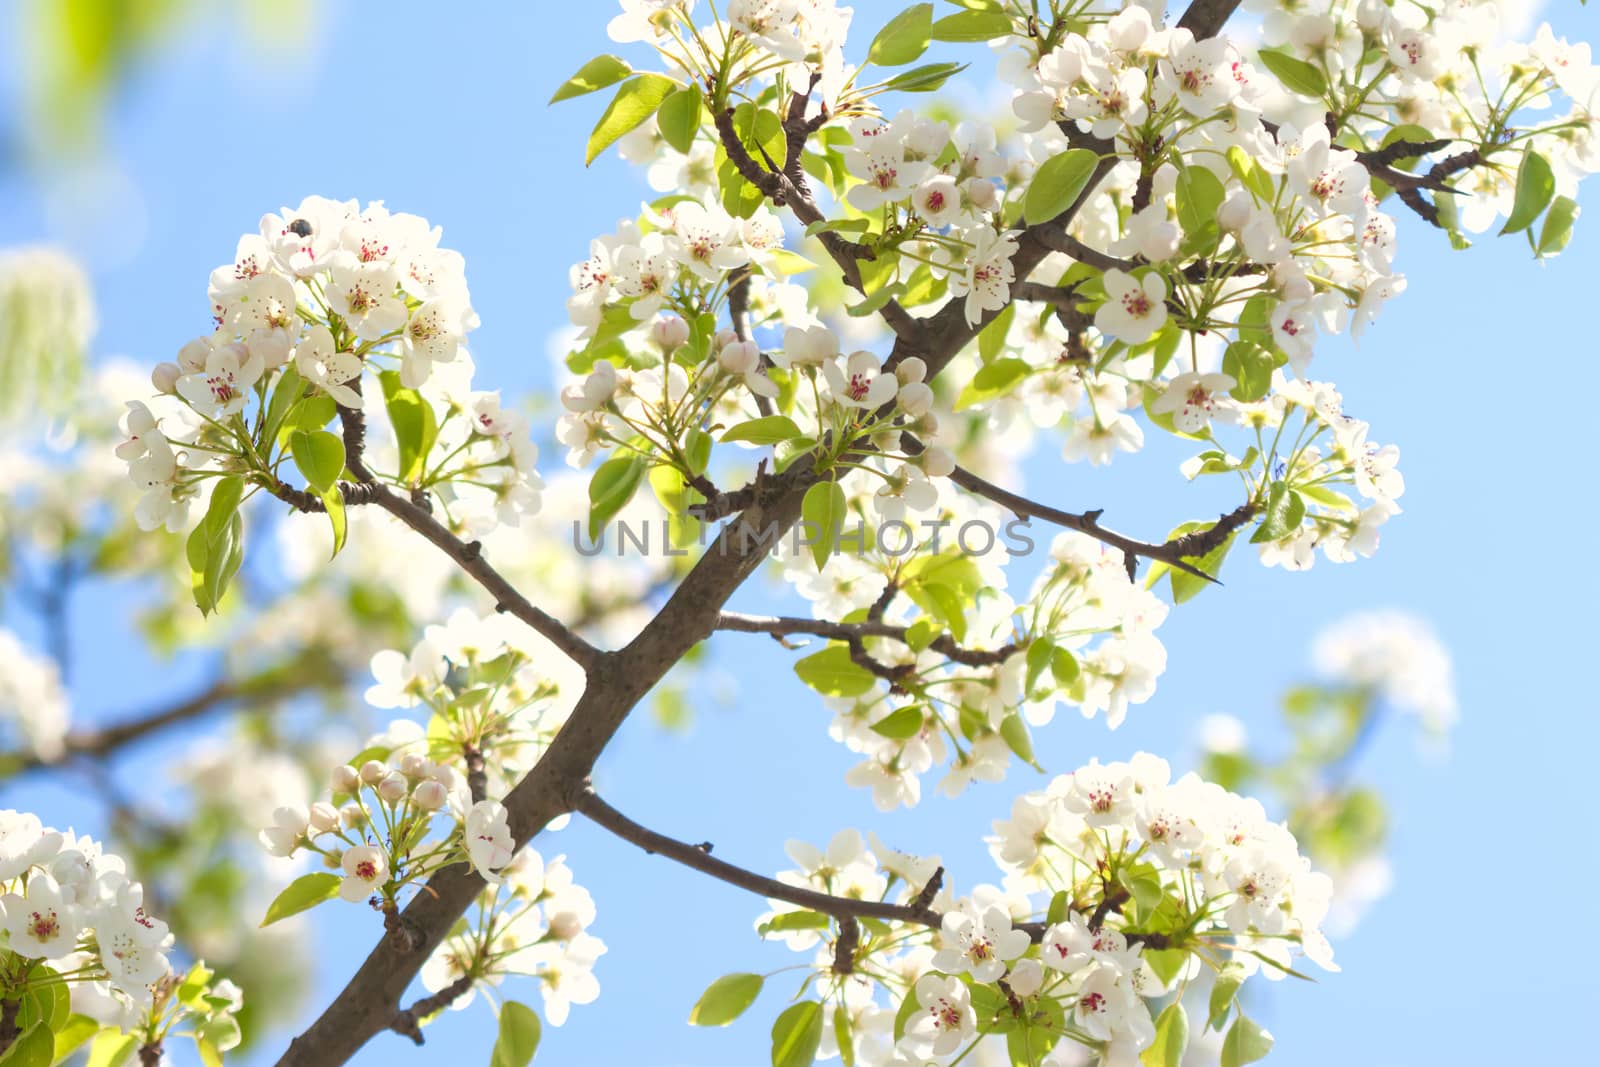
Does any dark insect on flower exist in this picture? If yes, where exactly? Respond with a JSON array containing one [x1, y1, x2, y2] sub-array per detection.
[[287, 218, 314, 238]]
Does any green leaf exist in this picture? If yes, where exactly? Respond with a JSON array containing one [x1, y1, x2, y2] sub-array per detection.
[[0, 1023, 50, 1067], [1226, 145, 1274, 204], [976, 300, 1015, 362], [1051, 647, 1079, 685], [277, 394, 336, 447], [1220, 1014, 1274, 1067], [794, 645, 876, 698], [880, 61, 967, 93], [1501, 150, 1555, 235], [1222, 341, 1273, 402], [866, 4, 933, 67], [871, 706, 926, 740], [1024, 148, 1098, 224], [322, 485, 347, 558], [1249, 481, 1302, 544], [689, 973, 764, 1027], [722, 415, 803, 445], [1141, 1002, 1189, 1067], [260, 365, 306, 448], [803, 217, 871, 239], [259, 872, 341, 927], [770, 1000, 825, 1067], [1256, 48, 1327, 97], [801, 480, 848, 569], [379, 370, 438, 483], [833, 1005, 855, 1067], [759, 911, 830, 936], [931, 10, 1011, 40], [83, 1032, 137, 1067], [657, 87, 704, 154], [290, 429, 345, 494], [1175, 163, 1226, 246], [198, 1040, 224, 1067], [188, 480, 245, 617], [904, 619, 939, 651], [587, 452, 647, 541], [586, 74, 678, 166], [846, 281, 906, 318], [1538, 194, 1579, 256], [1170, 527, 1236, 604], [52, 1015, 100, 1063], [999, 714, 1040, 769], [1025, 637, 1054, 692], [490, 1001, 542, 1067], [1208, 963, 1248, 1032], [550, 54, 633, 103], [955, 356, 1029, 410]]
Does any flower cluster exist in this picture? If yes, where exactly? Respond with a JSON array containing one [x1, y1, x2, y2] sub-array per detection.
[[737, 753, 1334, 1066], [1312, 610, 1457, 732], [0, 810, 242, 1059]]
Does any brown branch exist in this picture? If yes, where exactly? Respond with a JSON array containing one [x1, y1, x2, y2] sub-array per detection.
[[939, 458, 1252, 582], [1177, 0, 1245, 37], [716, 612, 1020, 669], [0, 998, 18, 1058], [1, 662, 338, 777], [389, 974, 474, 1045], [138, 1042, 163, 1067], [574, 788, 943, 929]]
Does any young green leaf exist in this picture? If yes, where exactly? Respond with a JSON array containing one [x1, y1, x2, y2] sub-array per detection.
[[721, 415, 803, 445], [794, 645, 877, 698], [880, 61, 967, 93], [871, 706, 926, 740], [1501, 150, 1555, 235], [1221, 1014, 1274, 1067], [586, 74, 678, 166], [770, 1000, 825, 1067], [550, 54, 633, 104], [866, 4, 934, 67], [490, 1001, 542, 1067], [1141, 1003, 1189, 1067], [657, 86, 704, 154], [1208, 963, 1249, 1031], [379, 371, 438, 483], [1538, 194, 1579, 256], [932, 10, 1011, 41], [260, 872, 341, 927], [801, 480, 848, 569], [587, 452, 647, 540], [1256, 48, 1327, 98], [1024, 148, 1098, 224], [689, 973, 764, 1027], [290, 429, 346, 494]]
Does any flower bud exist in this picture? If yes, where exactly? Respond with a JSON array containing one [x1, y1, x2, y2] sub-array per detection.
[[895, 357, 927, 385], [965, 177, 998, 210], [322, 847, 344, 869], [151, 362, 181, 394], [650, 315, 690, 351], [177, 337, 210, 373], [377, 771, 410, 804], [359, 760, 387, 785], [1217, 189, 1252, 232], [412, 779, 449, 811], [718, 340, 760, 375], [898, 382, 934, 417], [331, 764, 361, 794], [920, 445, 956, 479], [340, 804, 367, 830], [547, 911, 585, 941], [1007, 958, 1044, 998], [399, 753, 427, 778], [308, 802, 341, 834]]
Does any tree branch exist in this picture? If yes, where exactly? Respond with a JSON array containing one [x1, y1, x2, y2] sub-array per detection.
[[939, 458, 1255, 582], [0, 662, 340, 777], [388, 974, 473, 1045], [1177, 0, 1245, 37], [574, 787, 944, 929], [716, 612, 1020, 669]]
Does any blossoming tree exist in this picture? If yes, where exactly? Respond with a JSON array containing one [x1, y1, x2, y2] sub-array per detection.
[[1, 0, 1593, 1064]]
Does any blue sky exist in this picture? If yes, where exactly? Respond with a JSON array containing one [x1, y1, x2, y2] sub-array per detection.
[[2, 1, 1598, 1064]]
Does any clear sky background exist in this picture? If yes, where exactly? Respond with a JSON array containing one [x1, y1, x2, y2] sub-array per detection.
[[2, 1, 1597, 1064]]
